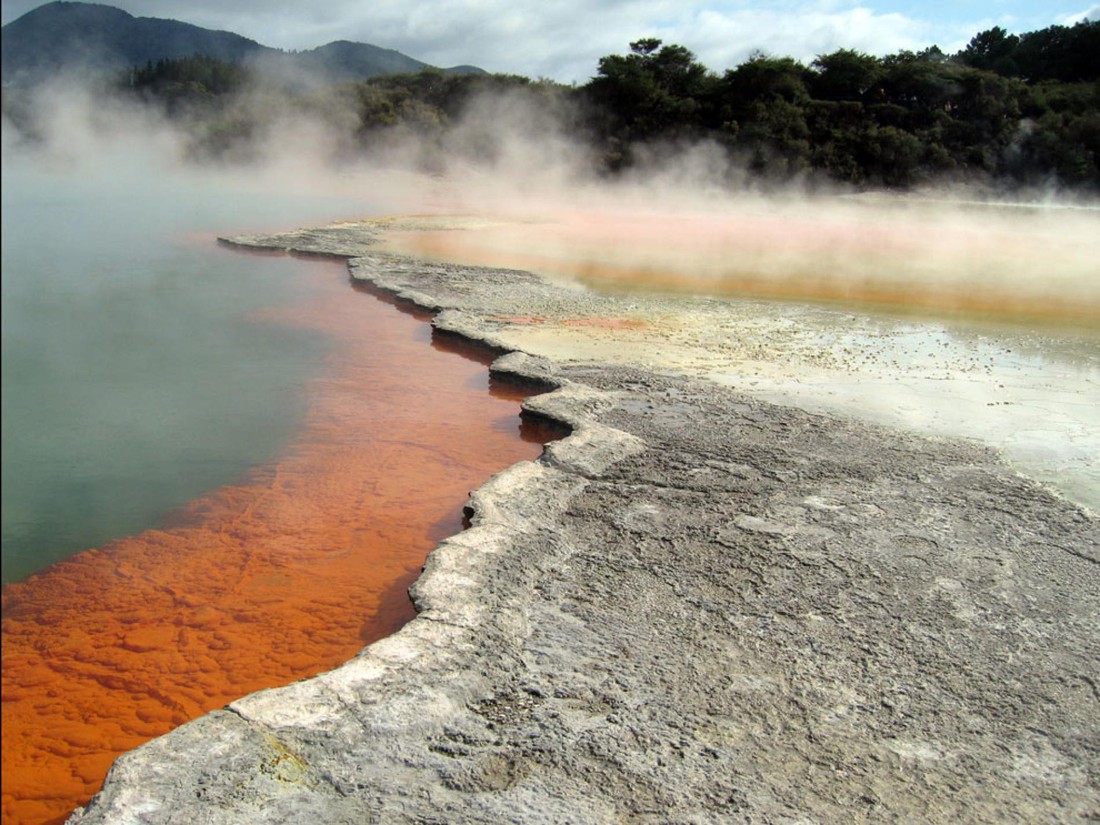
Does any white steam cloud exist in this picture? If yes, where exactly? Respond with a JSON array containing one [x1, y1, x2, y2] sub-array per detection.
[[4, 72, 1098, 511], [4, 71, 1099, 324]]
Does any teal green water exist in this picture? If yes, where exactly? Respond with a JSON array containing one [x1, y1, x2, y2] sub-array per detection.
[[1, 162, 385, 584]]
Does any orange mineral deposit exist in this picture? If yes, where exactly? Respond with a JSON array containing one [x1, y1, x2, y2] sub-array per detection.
[[1, 253, 557, 825]]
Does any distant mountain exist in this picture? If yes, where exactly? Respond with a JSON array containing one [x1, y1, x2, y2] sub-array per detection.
[[293, 40, 430, 81], [1, 2, 271, 85], [1, 1, 485, 87]]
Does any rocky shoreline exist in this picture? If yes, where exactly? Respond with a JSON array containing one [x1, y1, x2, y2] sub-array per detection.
[[69, 222, 1099, 823]]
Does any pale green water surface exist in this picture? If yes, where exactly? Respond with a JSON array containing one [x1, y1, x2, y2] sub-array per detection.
[[1, 160, 387, 583]]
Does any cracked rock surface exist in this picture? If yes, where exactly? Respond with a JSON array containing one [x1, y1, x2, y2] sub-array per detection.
[[70, 224, 1099, 824]]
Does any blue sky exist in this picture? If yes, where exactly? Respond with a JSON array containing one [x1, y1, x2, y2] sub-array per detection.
[[2, 0, 1096, 82]]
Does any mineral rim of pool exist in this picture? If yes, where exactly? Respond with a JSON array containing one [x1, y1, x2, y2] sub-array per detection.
[[0, 254, 558, 825]]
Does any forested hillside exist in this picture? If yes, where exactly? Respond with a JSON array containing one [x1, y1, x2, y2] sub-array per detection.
[[0, 2, 485, 88], [4, 20, 1097, 190], [0, 1, 271, 86], [583, 24, 1099, 188]]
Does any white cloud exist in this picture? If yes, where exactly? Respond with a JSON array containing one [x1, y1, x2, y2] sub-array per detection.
[[1, 0, 1092, 82], [318, 1, 941, 82], [675, 5, 934, 69], [1058, 5, 1100, 24]]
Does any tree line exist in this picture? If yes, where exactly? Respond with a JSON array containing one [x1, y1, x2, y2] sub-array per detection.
[[5, 20, 1098, 190], [580, 21, 1098, 188]]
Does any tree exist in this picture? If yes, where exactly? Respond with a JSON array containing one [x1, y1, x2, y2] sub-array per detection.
[[879, 53, 963, 123], [1015, 21, 1100, 82], [959, 26, 1021, 75], [584, 39, 714, 145], [716, 56, 812, 176], [810, 49, 882, 101]]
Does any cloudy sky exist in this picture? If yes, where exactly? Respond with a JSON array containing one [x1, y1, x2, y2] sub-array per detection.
[[2, 0, 1097, 82]]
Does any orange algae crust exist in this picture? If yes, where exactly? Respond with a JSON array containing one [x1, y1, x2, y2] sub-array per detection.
[[1, 258, 549, 825]]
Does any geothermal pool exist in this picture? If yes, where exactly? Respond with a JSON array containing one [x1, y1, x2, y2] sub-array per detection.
[[0, 166, 553, 825], [379, 195, 1100, 511], [3, 164, 1096, 825], [1, 255, 553, 825]]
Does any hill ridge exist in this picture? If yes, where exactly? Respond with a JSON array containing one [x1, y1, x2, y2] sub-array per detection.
[[1, 1, 485, 86]]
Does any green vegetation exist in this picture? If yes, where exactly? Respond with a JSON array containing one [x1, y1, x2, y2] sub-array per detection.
[[127, 55, 250, 114], [582, 25, 1099, 189], [5, 20, 1097, 190]]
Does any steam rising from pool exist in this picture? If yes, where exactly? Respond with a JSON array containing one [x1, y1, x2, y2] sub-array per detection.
[[6, 74, 1097, 512], [383, 183, 1100, 325], [5, 75, 1098, 507]]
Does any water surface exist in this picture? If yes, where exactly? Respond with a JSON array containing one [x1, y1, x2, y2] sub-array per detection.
[[1, 160, 386, 582], [1, 160, 554, 825]]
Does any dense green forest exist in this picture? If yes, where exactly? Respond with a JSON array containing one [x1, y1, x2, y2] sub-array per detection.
[[582, 22, 1099, 188], [6, 21, 1099, 190]]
